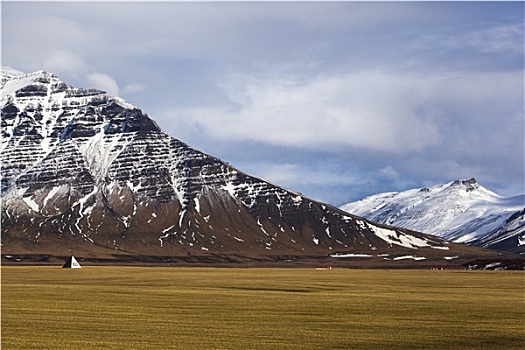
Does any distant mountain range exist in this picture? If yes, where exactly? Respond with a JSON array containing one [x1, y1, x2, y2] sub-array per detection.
[[341, 178, 524, 254], [0, 68, 519, 267]]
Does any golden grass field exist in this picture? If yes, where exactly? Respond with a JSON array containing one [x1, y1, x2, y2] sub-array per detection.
[[2, 266, 524, 350]]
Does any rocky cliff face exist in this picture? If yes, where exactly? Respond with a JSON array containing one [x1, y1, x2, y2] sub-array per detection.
[[1, 68, 506, 265]]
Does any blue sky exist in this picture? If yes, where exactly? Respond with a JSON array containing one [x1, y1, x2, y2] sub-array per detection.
[[2, 1, 524, 205]]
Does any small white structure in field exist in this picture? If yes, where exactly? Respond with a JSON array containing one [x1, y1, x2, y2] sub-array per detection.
[[62, 256, 81, 268]]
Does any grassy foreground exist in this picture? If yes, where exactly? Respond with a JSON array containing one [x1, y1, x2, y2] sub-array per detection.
[[2, 267, 524, 350]]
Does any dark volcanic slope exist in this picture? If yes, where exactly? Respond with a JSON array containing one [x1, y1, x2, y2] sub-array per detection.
[[0, 69, 508, 266]]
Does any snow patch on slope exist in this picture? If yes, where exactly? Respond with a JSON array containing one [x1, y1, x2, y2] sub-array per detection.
[[357, 219, 448, 250]]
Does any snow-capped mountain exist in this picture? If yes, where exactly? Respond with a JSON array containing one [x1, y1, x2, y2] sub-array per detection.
[[0, 68, 509, 266], [341, 178, 525, 253]]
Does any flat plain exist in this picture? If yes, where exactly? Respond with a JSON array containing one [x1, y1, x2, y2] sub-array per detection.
[[2, 267, 523, 350]]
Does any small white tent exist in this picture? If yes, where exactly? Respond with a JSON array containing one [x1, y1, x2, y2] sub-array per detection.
[[62, 256, 81, 268]]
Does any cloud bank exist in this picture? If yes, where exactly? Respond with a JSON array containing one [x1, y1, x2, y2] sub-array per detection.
[[2, 1, 523, 204]]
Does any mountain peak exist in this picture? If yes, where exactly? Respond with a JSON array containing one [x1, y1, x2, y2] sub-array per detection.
[[1, 66, 25, 80], [1, 68, 158, 188], [450, 178, 478, 191], [1, 68, 65, 98]]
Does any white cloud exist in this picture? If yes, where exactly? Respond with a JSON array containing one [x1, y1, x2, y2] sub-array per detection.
[[123, 83, 145, 94], [168, 71, 444, 153], [165, 68, 521, 160], [2, 11, 100, 74], [434, 23, 524, 54], [87, 73, 120, 96], [41, 49, 88, 76], [258, 163, 299, 185]]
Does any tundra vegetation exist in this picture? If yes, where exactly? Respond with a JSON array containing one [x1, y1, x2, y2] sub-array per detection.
[[2, 267, 523, 349]]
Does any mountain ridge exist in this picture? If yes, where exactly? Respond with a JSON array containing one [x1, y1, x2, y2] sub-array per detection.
[[1, 68, 518, 267]]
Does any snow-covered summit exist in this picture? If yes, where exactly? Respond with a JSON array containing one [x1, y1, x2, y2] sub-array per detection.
[[340, 178, 525, 252], [1, 68, 59, 94], [1, 66, 25, 85]]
